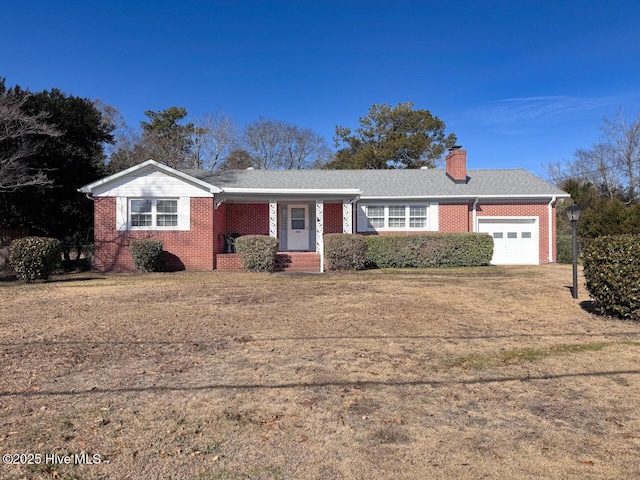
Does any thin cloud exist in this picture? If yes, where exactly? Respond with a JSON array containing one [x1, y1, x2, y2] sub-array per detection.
[[468, 95, 623, 131]]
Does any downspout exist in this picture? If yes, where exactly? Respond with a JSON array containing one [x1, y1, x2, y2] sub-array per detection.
[[85, 193, 95, 201], [548, 196, 556, 263], [472, 198, 479, 232]]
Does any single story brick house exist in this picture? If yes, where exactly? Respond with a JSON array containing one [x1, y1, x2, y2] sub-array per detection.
[[79, 148, 569, 272]]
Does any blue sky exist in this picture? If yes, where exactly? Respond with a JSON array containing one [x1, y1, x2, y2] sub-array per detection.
[[2, 0, 640, 177]]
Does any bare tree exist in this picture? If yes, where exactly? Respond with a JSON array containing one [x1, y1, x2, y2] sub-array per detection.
[[601, 110, 640, 201], [0, 94, 60, 192], [547, 110, 640, 202], [282, 125, 331, 169], [243, 117, 286, 170], [573, 144, 621, 200], [243, 117, 330, 170], [189, 112, 238, 170], [106, 108, 239, 172]]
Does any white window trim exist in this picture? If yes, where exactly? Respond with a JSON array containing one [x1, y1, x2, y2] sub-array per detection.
[[116, 197, 190, 231], [358, 203, 436, 232]]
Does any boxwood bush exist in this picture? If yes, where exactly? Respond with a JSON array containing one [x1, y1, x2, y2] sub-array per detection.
[[324, 233, 367, 271], [235, 235, 279, 272], [9, 236, 62, 282], [130, 239, 164, 272], [366, 233, 493, 268], [583, 234, 640, 320]]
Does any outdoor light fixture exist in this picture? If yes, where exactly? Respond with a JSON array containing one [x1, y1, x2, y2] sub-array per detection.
[[565, 204, 582, 223], [565, 204, 582, 299]]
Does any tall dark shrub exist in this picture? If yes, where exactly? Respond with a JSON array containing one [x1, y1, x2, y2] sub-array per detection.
[[583, 234, 640, 320], [235, 235, 279, 272], [556, 235, 573, 264], [9, 236, 62, 282], [130, 239, 164, 272], [324, 234, 367, 271]]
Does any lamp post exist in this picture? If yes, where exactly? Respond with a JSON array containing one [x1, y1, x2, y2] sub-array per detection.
[[565, 204, 582, 299]]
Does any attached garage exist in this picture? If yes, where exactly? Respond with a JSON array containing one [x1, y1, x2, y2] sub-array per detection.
[[478, 217, 539, 265]]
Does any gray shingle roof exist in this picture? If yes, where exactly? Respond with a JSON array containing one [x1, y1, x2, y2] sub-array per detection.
[[183, 168, 568, 198]]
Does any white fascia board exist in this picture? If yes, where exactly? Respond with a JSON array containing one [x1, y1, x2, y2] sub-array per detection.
[[78, 159, 221, 194], [358, 193, 570, 200], [221, 187, 361, 195]]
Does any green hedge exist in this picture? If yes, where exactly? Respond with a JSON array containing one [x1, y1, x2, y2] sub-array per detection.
[[583, 234, 640, 320], [235, 235, 279, 272], [366, 233, 493, 268], [130, 239, 164, 272], [324, 233, 367, 271], [9, 236, 62, 282], [557, 234, 573, 264]]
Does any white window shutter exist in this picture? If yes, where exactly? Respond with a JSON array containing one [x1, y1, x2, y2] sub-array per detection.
[[356, 203, 368, 232], [178, 197, 190, 231], [429, 203, 439, 231], [116, 197, 128, 231]]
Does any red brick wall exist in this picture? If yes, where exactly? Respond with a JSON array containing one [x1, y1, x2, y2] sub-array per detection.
[[324, 203, 344, 234], [216, 253, 242, 271], [226, 203, 269, 235], [439, 203, 472, 233], [93, 197, 215, 272]]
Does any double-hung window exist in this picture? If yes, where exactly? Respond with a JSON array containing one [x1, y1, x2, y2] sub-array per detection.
[[388, 206, 406, 228], [362, 204, 430, 231], [409, 206, 428, 228], [130, 199, 178, 229], [366, 206, 385, 229]]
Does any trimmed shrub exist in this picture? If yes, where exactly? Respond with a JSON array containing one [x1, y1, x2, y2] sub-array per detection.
[[9, 236, 62, 282], [557, 234, 573, 264], [583, 234, 640, 320], [324, 233, 367, 271], [366, 233, 493, 269], [130, 239, 164, 272], [235, 235, 279, 272]]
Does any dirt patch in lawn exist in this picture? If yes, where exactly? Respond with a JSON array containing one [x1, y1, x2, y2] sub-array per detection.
[[0, 265, 639, 479]]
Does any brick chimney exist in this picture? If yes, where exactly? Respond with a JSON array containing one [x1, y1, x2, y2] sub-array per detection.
[[445, 146, 467, 183]]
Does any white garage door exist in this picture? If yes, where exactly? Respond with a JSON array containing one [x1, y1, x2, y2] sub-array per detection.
[[478, 218, 539, 265]]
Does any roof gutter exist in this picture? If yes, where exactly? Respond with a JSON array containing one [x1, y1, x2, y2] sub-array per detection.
[[358, 193, 570, 200], [221, 187, 361, 195]]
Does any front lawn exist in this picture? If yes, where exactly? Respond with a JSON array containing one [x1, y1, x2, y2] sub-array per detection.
[[0, 266, 639, 479]]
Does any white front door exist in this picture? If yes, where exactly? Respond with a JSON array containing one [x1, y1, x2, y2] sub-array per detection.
[[478, 218, 539, 265], [287, 204, 309, 250]]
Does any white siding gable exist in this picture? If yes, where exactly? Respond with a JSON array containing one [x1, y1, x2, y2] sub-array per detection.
[[92, 169, 213, 198]]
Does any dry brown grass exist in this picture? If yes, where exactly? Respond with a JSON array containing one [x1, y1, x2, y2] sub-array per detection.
[[0, 265, 639, 479]]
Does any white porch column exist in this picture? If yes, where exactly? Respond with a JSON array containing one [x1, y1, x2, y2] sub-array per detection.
[[269, 200, 278, 239], [316, 200, 324, 272], [343, 200, 353, 234]]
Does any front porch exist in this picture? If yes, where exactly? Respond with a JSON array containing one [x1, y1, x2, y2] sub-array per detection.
[[216, 251, 321, 272], [214, 196, 358, 272]]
